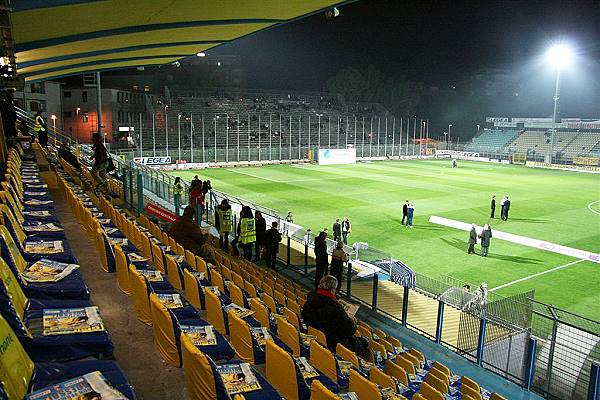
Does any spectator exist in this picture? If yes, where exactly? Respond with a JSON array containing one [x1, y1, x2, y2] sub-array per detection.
[[34, 110, 48, 147], [215, 199, 232, 251], [189, 180, 204, 214], [254, 210, 267, 261], [468, 224, 477, 254], [503, 196, 511, 221], [330, 241, 348, 293], [286, 211, 294, 224], [173, 177, 184, 216], [402, 200, 409, 225], [313, 230, 329, 288], [237, 206, 256, 260], [301, 275, 357, 352], [490, 195, 496, 219], [91, 132, 109, 194], [405, 202, 414, 228], [332, 219, 341, 242], [191, 175, 201, 189], [479, 224, 492, 257], [202, 179, 212, 195], [169, 206, 208, 256], [341, 217, 352, 245], [264, 221, 282, 269]]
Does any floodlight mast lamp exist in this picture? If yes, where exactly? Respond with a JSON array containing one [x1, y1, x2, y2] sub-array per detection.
[[547, 44, 573, 163]]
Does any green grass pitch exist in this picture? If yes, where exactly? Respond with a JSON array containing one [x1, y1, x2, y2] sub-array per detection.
[[170, 160, 600, 321]]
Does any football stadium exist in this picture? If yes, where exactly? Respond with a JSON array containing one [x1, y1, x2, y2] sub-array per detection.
[[0, 1, 599, 400]]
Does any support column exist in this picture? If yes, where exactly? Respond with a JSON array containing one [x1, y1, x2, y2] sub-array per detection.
[[435, 300, 444, 344], [523, 337, 537, 390]]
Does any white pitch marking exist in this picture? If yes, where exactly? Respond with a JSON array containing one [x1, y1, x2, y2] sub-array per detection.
[[588, 200, 600, 216], [490, 259, 584, 292], [228, 168, 283, 183]]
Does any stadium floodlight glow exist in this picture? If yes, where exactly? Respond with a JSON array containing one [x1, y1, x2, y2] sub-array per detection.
[[546, 44, 573, 68], [196, 52, 206, 57]]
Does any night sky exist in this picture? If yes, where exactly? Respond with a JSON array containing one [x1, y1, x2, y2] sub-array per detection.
[[212, 0, 600, 91]]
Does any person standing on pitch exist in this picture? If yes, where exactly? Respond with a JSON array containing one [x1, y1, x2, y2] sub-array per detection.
[[500, 196, 507, 220], [238, 206, 256, 260], [402, 200, 409, 225], [332, 219, 341, 242], [264, 221, 282, 269], [330, 241, 349, 293], [406, 203, 414, 228], [254, 211, 266, 261], [468, 224, 477, 254], [314, 230, 329, 288], [503, 196, 511, 221], [342, 217, 352, 245], [215, 199, 232, 251], [479, 224, 492, 256], [490, 195, 496, 219]]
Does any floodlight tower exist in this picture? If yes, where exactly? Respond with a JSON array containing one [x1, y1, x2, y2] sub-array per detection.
[[546, 44, 573, 163]]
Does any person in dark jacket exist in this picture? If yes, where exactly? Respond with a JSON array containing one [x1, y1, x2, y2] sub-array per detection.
[[313, 230, 329, 288], [402, 200, 409, 225], [332, 219, 341, 242], [330, 241, 348, 293], [479, 224, 492, 256], [468, 224, 477, 254], [301, 275, 357, 352], [169, 206, 208, 256], [254, 211, 267, 261], [202, 180, 212, 195], [503, 196, 511, 221], [264, 221, 282, 269], [34, 110, 48, 147], [91, 132, 109, 193], [490, 195, 496, 219]]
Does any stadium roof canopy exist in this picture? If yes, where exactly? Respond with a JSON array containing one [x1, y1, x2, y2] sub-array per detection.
[[11, 0, 353, 82]]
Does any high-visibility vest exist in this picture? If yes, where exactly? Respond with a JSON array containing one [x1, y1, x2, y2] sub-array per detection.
[[173, 182, 183, 196], [34, 115, 46, 132], [239, 217, 256, 244], [217, 208, 232, 233]]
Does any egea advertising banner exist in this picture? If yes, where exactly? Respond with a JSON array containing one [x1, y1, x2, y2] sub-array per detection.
[[133, 156, 172, 165], [317, 148, 356, 165]]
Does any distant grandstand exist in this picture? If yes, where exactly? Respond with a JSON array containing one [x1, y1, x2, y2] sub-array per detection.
[[465, 117, 600, 164]]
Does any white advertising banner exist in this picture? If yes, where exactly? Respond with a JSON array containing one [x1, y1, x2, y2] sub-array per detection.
[[318, 148, 357, 165], [429, 216, 600, 263], [133, 156, 172, 165]]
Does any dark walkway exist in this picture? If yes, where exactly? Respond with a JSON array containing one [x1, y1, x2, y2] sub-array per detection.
[[51, 187, 186, 400]]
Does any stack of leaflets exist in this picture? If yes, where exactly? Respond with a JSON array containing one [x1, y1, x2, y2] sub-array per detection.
[[359, 358, 375, 372], [128, 253, 147, 262], [98, 218, 112, 225], [380, 387, 407, 400], [24, 199, 53, 206], [223, 303, 255, 319], [190, 271, 206, 281], [269, 313, 288, 326], [180, 325, 217, 346], [299, 332, 317, 346], [43, 307, 106, 336], [156, 293, 184, 309], [295, 356, 319, 379], [25, 371, 127, 400], [250, 327, 272, 346], [339, 299, 359, 317], [27, 184, 47, 189], [23, 210, 52, 217], [103, 227, 119, 235], [216, 363, 261, 395], [203, 286, 220, 296], [24, 191, 47, 196], [21, 259, 79, 283], [338, 360, 354, 377], [137, 269, 163, 282], [338, 393, 360, 400], [25, 240, 64, 254], [109, 238, 128, 246], [172, 255, 185, 263], [23, 223, 63, 233]]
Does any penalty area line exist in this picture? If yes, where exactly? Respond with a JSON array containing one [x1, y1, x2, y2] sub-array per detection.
[[588, 200, 600, 216], [490, 259, 585, 292]]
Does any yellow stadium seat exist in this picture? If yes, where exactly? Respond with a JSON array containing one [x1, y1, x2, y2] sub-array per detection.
[[408, 348, 425, 364], [412, 394, 427, 400], [370, 367, 396, 393], [419, 381, 444, 400], [113, 244, 132, 295], [204, 288, 227, 336], [490, 393, 507, 400], [166, 255, 184, 290], [384, 359, 409, 387], [244, 281, 258, 298], [229, 282, 246, 308], [195, 256, 208, 274], [336, 343, 360, 369], [282, 306, 302, 330], [461, 376, 480, 391], [211, 270, 226, 295], [310, 379, 338, 400], [183, 269, 204, 310], [260, 292, 278, 314], [276, 316, 302, 357], [232, 271, 245, 289], [394, 355, 416, 377], [400, 351, 420, 369], [149, 293, 181, 367], [431, 361, 451, 377], [180, 334, 219, 400], [185, 249, 196, 269], [249, 297, 271, 329], [265, 340, 302, 400], [349, 369, 381, 400], [308, 326, 327, 348], [310, 340, 340, 385], [128, 265, 153, 325], [227, 310, 257, 364], [460, 384, 483, 400], [425, 372, 449, 394], [151, 242, 166, 273], [0, 313, 35, 400]]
